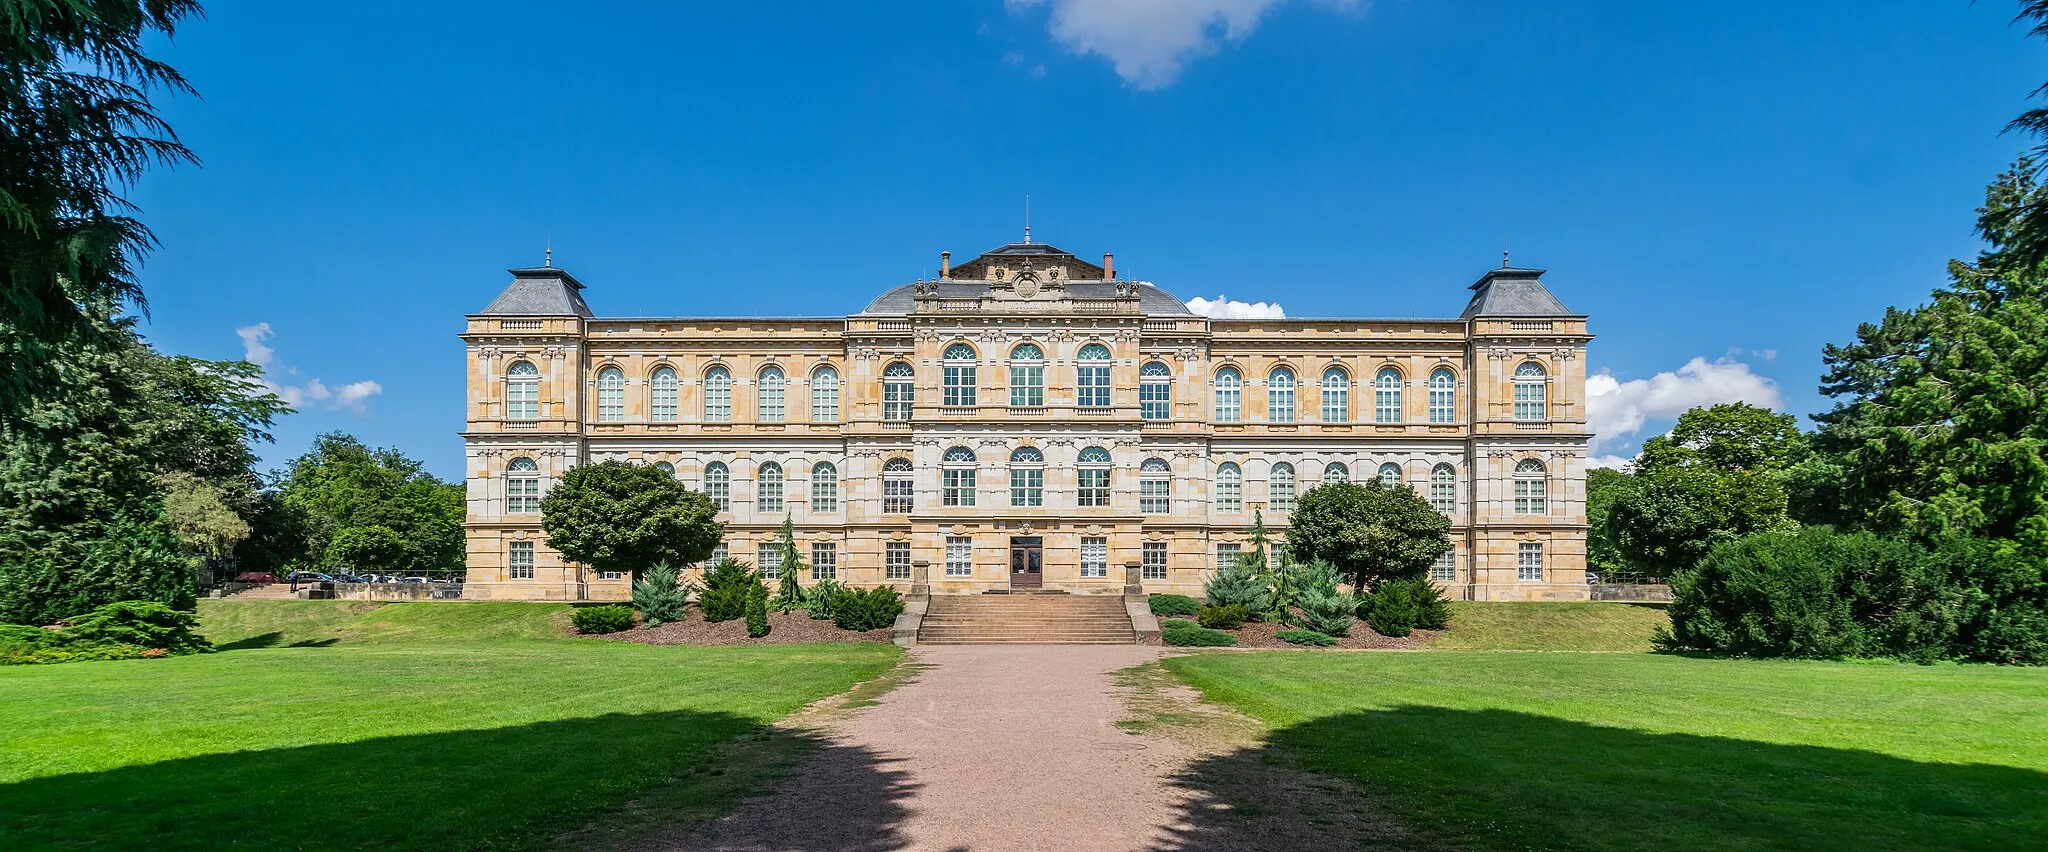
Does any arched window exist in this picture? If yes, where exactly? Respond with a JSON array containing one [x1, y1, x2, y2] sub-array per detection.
[[597, 367, 625, 422], [1216, 463, 1242, 513], [506, 361, 540, 421], [1268, 368, 1296, 423], [1378, 462, 1403, 488], [1269, 462, 1297, 512], [506, 457, 540, 513], [1429, 368, 1456, 424], [943, 343, 978, 407], [1140, 361, 1172, 420], [650, 367, 678, 422], [942, 446, 977, 506], [1324, 462, 1350, 484], [1514, 459, 1547, 514], [1430, 463, 1456, 514], [757, 367, 786, 423], [882, 457, 914, 513], [1514, 362, 1547, 421], [654, 461, 675, 477], [757, 462, 785, 514], [1009, 447, 1045, 507], [811, 461, 839, 513], [1374, 367, 1402, 423], [1139, 458, 1172, 514], [1009, 343, 1044, 407], [1077, 344, 1112, 408], [811, 366, 839, 423], [1077, 446, 1111, 507], [704, 367, 733, 422], [1213, 368, 1242, 423], [1320, 367, 1349, 423], [704, 462, 730, 511], [882, 361, 914, 421]]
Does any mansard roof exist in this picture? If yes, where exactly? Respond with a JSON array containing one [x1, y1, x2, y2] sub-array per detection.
[[946, 240, 1106, 280], [1460, 267, 1576, 318], [479, 266, 594, 317]]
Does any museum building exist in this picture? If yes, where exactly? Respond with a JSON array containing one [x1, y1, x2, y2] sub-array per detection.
[[458, 239, 1593, 601]]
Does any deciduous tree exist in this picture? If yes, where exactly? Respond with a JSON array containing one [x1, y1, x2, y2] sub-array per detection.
[[539, 460, 722, 582], [1284, 480, 1450, 591]]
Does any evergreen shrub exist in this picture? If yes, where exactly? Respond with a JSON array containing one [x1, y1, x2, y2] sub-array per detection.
[[1293, 586, 1356, 637], [833, 586, 905, 631], [699, 558, 758, 622], [570, 605, 635, 634], [63, 600, 211, 654], [631, 562, 695, 626], [1161, 618, 1198, 630], [1203, 560, 1272, 613], [1196, 604, 1250, 630], [1277, 629, 1339, 646], [806, 578, 847, 620], [1148, 594, 1201, 617], [744, 585, 771, 638], [1164, 623, 1237, 646]]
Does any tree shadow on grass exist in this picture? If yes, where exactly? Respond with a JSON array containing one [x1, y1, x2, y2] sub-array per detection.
[[1155, 706, 2048, 852], [213, 632, 339, 651], [0, 710, 914, 852]]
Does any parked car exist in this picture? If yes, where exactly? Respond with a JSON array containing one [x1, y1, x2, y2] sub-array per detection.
[[232, 571, 278, 584], [288, 572, 341, 584], [398, 576, 432, 584]]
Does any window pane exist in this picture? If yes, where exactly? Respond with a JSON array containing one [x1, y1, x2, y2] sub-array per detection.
[[705, 464, 730, 511], [1519, 543, 1544, 581], [705, 368, 732, 422], [1431, 551, 1456, 581], [597, 368, 624, 422], [811, 368, 839, 422], [508, 541, 534, 580], [758, 463, 784, 514], [1080, 537, 1108, 578], [651, 368, 678, 422], [1268, 370, 1295, 423], [1374, 369, 1401, 423], [945, 536, 973, 577], [883, 362, 915, 420], [811, 542, 837, 580], [885, 542, 912, 580], [812, 463, 838, 513], [1215, 544, 1241, 573], [1269, 463, 1296, 512], [1429, 369, 1456, 423], [758, 543, 781, 581], [1216, 464, 1242, 513], [1213, 370, 1241, 422], [758, 368, 786, 422], [1140, 362, 1172, 420], [1142, 542, 1168, 580], [1321, 368, 1348, 423]]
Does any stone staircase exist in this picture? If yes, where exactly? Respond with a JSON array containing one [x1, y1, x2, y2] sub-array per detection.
[[916, 592, 1137, 645]]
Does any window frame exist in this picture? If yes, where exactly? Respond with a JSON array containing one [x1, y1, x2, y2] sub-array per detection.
[[508, 541, 535, 580], [1324, 462, 1350, 484], [1268, 368, 1296, 423], [943, 343, 978, 408], [882, 361, 915, 421], [1216, 462, 1242, 513], [1513, 459, 1547, 515], [945, 535, 973, 577], [1077, 446, 1111, 508], [596, 366, 625, 422], [650, 367, 678, 422], [811, 541, 837, 581], [506, 457, 540, 514], [1142, 542, 1168, 580], [1269, 462, 1296, 512], [942, 446, 977, 507], [757, 542, 782, 581], [1514, 362, 1548, 421], [1139, 458, 1172, 514], [1008, 343, 1045, 407], [757, 366, 787, 423], [1429, 463, 1456, 514], [704, 462, 730, 511], [757, 461, 785, 514], [1080, 536, 1108, 578], [1374, 367, 1403, 423], [1076, 344, 1112, 408], [1378, 462, 1403, 489], [506, 361, 541, 420], [1139, 361, 1172, 420], [811, 461, 839, 514], [1320, 367, 1349, 423], [882, 457, 914, 514], [885, 541, 912, 580], [1518, 542, 1544, 582], [704, 367, 733, 422], [1213, 368, 1242, 423], [1428, 368, 1456, 424], [1009, 447, 1045, 507], [810, 366, 840, 423]]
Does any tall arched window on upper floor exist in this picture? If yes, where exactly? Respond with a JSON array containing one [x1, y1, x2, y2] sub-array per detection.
[[757, 367, 786, 423], [596, 367, 625, 422], [1374, 367, 1403, 423], [650, 367, 678, 422], [506, 457, 540, 514], [1269, 462, 1297, 512], [811, 461, 839, 513], [1324, 462, 1350, 484], [942, 446, 977, 506], [1213, 368, 1242, 423], [882, 361, 914, 421], [1514, 459, 1547, 515], [1428, 368, 1457, 424], [1077, 446, 1112, 507], [703, 462, 730, 511], [1320, 367, 1349, 423], [506, 361, 540, 421], [1077, 344, 1112, 408], [1514, 362, 1548, 421], [757, 461, 785, 514], [1268, 368, 1296, 423], [1378, 462, 1403, 489], [1139, 458, 1172, 514], [882, 457, 914, 513], [1009, 447, 1046, 507], [704, 367, 733, 422], [1139, 361, 1172, 420], [811, 366, 839, 423], [1009, 343, 1044, 407], [1429, 463, 1456, 514], [1216, 463, 1242, 513], [943, 343, 978, 407]]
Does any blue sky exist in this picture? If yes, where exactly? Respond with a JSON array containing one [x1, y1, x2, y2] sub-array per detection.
[[131, 1, 2043, 478]]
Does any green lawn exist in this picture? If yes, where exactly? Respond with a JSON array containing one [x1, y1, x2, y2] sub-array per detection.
[[1427, 601, 1671, 652], [0, 601, 901, 851], [1164, 652, 2048, 852]]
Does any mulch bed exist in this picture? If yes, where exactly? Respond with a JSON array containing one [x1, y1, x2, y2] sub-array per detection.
[[589, 611, 892, 646]]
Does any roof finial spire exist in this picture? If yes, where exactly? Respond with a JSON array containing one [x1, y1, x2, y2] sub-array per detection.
[[545, 237, 553, 268], [1502, 239, 1510, 269], [1023, 194, 1031, 244]]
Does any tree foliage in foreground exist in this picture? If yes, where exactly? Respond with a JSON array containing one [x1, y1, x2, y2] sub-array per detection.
[[1285, 480, 1450, 590], [541, 460, 722, 582]]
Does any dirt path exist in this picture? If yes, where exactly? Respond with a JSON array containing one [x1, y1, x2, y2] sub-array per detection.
[[650, 645, 1404, 852]]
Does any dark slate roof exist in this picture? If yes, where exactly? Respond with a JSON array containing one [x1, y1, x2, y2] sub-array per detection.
[[948, 240, 1108, 280], [859, 280, 1194, 316], [480, 267, 594, 317], [1460, 267, 1575, 318]]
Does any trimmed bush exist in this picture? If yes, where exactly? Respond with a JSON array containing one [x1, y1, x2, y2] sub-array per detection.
[[631, 562, 695, 626], [1294, 586, 1356, 637], [1161, 618, 1199, 630], [832, 585, 905, 632], [1148, 594, 1201, 617], [1277, 629, 1339, 646], [64, 600, 211, 655], [1163, 624, 1237, 647], [744, 585, 770, 638], [1412, 580, 1453, 630], [700, 558, 759, 623], [1203, 560, 1272, 613], [805, 578, 847, 620], [1355, 579, 1447, 638], [1197, 604, 1250, 630], [570, 605, 634, 635]]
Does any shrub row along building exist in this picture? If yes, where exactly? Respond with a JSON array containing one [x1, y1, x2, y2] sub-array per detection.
[[460, 239, 1593, 601]]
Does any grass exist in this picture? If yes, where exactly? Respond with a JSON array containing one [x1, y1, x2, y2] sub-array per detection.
[[1163, 652, 2048, 852], [0, 600, 901, 851], [1426, 601, 1671, 652]]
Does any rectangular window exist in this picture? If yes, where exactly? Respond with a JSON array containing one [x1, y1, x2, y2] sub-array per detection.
[[707, 542, 727, 565], [706, 381, 732, 422], [1010, 468, 1043, 507], [1140, 477, 1170, 514], [598, 570, 623, 581], [1080, 537, 1108, 578], [1375, 385, 1401, 423], [1140, 380, 1171, 420], [507, 476, 540, 514], [1429, 384, 1455, 424], [1514, 479, 1546, 515], [1078, 469, 1110, 507], [943, 469, 977, 507], [1518, 543, 1544, 582], [813, 470, 838, 514], [757, 543, 781, 581], [884, 476, 914, 514], [883, 380, 914, 421], [811, 542, 837, 581], [508, 381, 539, 420], [1216, 473, 1241, 513], [1078, 366, 1111, 408], [945, 536, 973, 577], [1270, 384, 1295, 423], [885, 542, 912, 580], [1431, 478, 1455, 514], [944, 365, 977, 407], [1322, 384, 1348, 423], [1514, 382, 1546, 421], [811, 383, 838, 423], [1142, 542, 1168, 580], [1010, 365, 1044, 407], [1215, 384, 1241, 423], [508, 541, 534, 580], [652, 383, 677, 422], [1431, 551, 1455, 582], [759, 471, 784, 514], [1215, 544, 1241, 574]]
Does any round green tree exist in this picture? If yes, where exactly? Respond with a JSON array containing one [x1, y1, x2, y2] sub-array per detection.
[[1284, 480, 1451, 591], [540, 460, 723, 581]]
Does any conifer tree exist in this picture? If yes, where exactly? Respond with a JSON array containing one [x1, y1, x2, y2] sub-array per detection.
[[770, 515, 806, 612]]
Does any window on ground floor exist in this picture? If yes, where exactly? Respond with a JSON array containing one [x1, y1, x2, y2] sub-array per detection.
[[945, 536, 973, 577], [508, 541, 534, 580], [1431, 551, 1455, 582], [597, 570, 623, 581], [1215, 543, 1241, 574], [811, 542, 837, 581], [758, 543, 782, 581], [1518, 543, 1544, 582], [1081, 537, 1108, 578], [885, 541, 912, 580], [1143, 542, 1168, 580]]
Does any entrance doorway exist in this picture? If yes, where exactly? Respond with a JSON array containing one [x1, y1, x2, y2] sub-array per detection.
[[1008, 537, 1043, 588]]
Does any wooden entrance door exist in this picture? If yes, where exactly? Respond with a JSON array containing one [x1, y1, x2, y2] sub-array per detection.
[[1009, 537, 1043, 588]]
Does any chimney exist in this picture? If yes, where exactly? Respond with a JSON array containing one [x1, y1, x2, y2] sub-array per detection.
[[941, 251, 951, 279], [1102, 253, 1115, 279]]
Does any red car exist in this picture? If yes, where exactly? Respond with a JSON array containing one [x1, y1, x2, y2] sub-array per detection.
[[232, 571, 278, 584]]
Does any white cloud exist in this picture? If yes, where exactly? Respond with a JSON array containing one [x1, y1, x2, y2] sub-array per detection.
[[1185, 294, 1286, 319], [1009, 0, 1358, 89], [1586, 356, 1783, 457], [236, 323, 383, 415], [1587, 455, 1634, 471]]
